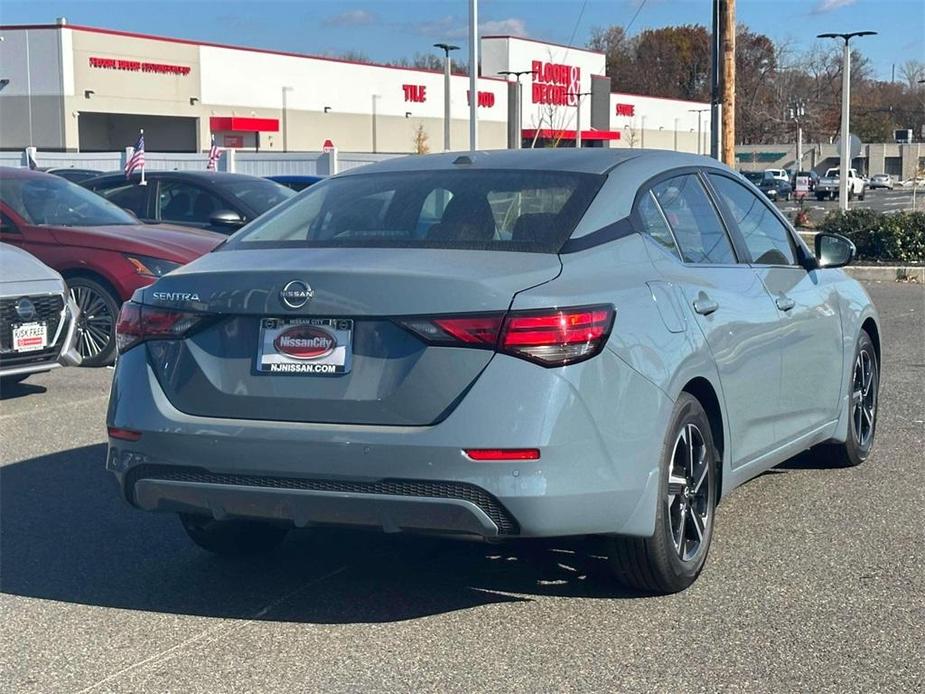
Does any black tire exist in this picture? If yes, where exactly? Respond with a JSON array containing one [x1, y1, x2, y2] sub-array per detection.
[[179, 513, 289, 556], [817, 330, 879, 467], [67, 276, 120, 367], [816, 194, 825, 201], [858, 189, 866, 201], [606, 393, 718, 594]]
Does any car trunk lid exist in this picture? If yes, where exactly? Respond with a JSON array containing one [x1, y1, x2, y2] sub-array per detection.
[[139, 248, 561, 425]]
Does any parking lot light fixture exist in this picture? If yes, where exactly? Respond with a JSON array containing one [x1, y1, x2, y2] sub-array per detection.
[[816, 31, 877, 211], [434, 43, 459, 151]]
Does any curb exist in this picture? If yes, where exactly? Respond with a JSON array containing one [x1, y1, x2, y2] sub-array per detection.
[[843, 265, 924, 283], [796, 230, 923, 282]]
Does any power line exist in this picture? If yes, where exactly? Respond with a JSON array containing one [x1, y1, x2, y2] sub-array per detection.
[[625, 0, 649, 35], [563, 0, 589, 62]]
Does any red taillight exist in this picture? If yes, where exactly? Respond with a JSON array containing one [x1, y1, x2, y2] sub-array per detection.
[[115, 301, 209, 354], [501, 306, 614, 366], [108, 426, 142, 441], [464, 448, 540, 461], [397, 305, 613, 367]]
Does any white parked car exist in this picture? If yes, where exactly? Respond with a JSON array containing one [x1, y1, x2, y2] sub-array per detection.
[[0, 243, 81, 386], [763, 168, 790, 184], [868, 174, 893, 190]]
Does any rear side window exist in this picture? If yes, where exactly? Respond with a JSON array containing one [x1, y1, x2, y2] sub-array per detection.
[[98, 183, 148, 218], [709, 174, 796, 265], [637, 191, 679, 257], [225, 170, 604, 253], [650, 174, 736, 265], [158, 181, 225, 225]]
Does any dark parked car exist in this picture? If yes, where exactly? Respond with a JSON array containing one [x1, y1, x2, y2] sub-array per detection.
[[267, 174, 324, 192], [83, 170, 294, 234], [0, 167, 223, 366], [741, 171, 792, 201], [41, 167, 105, 183]]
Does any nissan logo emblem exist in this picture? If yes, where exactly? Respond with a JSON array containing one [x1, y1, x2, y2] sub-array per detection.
[[15, 297, 37, 322], [280, 280, 313, 309]]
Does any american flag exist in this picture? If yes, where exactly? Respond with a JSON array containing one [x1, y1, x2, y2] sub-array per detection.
[[125, 131, 145, 178], [207, 134, 221, 171]]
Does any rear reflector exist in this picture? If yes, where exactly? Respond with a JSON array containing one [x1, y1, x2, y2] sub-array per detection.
[[108, 427, 142, 441], [465, 448, 541, 461], [398, 304, 614, 367], [115, 301, 210, 354]]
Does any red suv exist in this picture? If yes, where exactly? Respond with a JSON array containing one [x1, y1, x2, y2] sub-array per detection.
[[0, 167, 223, 366]]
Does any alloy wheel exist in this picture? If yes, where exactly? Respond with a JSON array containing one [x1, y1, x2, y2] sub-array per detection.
[[70, 284, 115, 360], [851, 350, 877, 449], [666, 423, 712, 562]]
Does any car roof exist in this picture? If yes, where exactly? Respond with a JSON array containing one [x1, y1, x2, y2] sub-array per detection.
[[337, 149, 729, 177], [83, 170, 270, 185], [0, 166, 61, 180]]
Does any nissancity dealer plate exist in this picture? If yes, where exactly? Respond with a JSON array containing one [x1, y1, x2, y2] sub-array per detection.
[[257, 317, 353, 375]]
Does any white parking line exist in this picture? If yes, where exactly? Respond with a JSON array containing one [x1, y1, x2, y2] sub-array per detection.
[[75, 564, 350, 693]]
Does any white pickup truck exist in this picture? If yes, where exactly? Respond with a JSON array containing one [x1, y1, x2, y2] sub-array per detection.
[[815, 167, 866, 201]]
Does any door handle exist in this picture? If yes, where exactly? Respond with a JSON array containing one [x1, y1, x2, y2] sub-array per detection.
[[692, 296, 719, 316], [775, 296, 796, 312]]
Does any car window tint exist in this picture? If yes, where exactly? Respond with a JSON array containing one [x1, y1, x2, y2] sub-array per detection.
[[99, 184, 148, 218], [637, 190, 679, 257], [158, 181, 225, 224], [709, 174, 796, 265], [651, 174, 736, 264], [226, 170, 603, 253]]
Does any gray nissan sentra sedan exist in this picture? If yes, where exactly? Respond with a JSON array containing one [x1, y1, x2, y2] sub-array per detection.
[[107, 149, 880, 594]]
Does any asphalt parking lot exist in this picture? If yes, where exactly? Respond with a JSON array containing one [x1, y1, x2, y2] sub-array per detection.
[[774, 186, 922, 217], [1, 281, 923, 693]]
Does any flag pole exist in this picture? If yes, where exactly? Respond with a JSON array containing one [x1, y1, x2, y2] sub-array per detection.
[[139, 129, 146, 186]]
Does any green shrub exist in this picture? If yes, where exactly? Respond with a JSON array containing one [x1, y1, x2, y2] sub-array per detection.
[[818, 210, 925, 262]]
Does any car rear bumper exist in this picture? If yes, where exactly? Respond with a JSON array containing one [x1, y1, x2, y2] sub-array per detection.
[[107, 346, 672, 538]]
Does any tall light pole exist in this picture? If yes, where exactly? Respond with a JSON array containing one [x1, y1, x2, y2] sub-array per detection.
[[566, 91, 592, 148], [371, 94, 381, 153], [788, 101, 806, 170], [468, 0, 478, 151], [689, 108, 709, 155], [281, 86, 294, 152], [818, 31, 877, 210], [433, 43, 459, 151], [499, 69, 532, 149]]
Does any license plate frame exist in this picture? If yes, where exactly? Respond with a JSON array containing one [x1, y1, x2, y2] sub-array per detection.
[[256, 317, 353, 376], [12, 322, 48, 353]]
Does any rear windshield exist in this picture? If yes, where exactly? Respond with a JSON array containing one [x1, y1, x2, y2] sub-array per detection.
[[223, 169, 604, 253]]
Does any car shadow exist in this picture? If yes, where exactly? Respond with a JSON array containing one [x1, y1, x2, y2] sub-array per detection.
[[0, 444, 641, 625], [0, 379, 47, 400]]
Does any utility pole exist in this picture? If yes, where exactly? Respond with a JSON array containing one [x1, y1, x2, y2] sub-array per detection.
[[818, 31, 877, 211], [468, 0, 478, 151], [434, 43, 460, 151], [720, 0, 736, 166], [710, 0, 721, 159]]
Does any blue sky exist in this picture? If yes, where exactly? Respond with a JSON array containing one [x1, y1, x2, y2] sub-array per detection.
[[1, 0, 922, 81]]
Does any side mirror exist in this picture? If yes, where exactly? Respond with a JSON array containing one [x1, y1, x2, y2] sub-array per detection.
[[209, 209, 244, 230], [815, 232, 856, 268]]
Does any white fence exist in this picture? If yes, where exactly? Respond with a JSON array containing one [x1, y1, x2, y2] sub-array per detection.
[[0, 149, 402, 176]]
